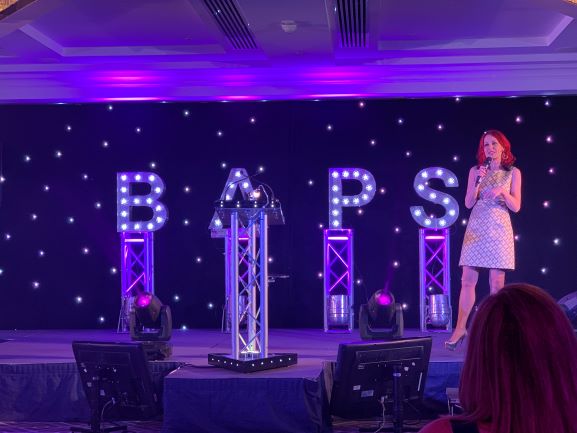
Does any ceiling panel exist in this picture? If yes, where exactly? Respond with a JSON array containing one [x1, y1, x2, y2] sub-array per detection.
[[0, 0, 576, 102]]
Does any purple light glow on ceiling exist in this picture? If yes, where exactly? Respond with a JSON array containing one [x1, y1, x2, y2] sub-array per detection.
[[92, 70, 165, 84], [1, 61, 570, 104], [100, 96, 163, 102], [0, 0, 575, 103], [220, 95, 260, 101]]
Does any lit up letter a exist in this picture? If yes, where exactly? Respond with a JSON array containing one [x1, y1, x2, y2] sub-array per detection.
[[208, 168, 256, 230], [117, 172, 168, 232]]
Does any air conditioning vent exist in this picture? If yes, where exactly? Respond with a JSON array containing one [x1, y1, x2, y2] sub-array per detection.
[[335, 0, 367, 48], [204, 0, 257, 50]]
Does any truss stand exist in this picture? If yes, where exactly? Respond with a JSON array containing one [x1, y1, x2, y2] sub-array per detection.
[[219, 229, 249, 333], [208, 199, 297, 372], [117, 232, 154, 333], [419, 228, 452, 332], [324, 229, 354, 332], [210, 227, 235, 333]]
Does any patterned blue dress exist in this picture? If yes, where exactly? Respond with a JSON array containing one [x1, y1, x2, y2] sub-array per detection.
[[459, 167, 515, 270]]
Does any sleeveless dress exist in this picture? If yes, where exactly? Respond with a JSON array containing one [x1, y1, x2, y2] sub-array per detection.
[[459, 167, 515, 270]]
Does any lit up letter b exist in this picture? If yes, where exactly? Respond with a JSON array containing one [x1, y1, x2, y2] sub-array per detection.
[[117, 172, 168, 232]]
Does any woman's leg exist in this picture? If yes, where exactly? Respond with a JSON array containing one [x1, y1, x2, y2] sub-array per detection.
[[448, 266, 479, 342], [489, 269, 506, 294]]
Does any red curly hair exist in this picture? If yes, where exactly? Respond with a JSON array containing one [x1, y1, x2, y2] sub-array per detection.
[[476, 130, 516, 168], [457, 283, 577, 433]]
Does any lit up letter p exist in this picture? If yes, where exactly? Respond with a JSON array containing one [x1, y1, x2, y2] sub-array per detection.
[[328, 168, 376, 228], [117, 172, 168, 232], [324, 167, 375, 334]]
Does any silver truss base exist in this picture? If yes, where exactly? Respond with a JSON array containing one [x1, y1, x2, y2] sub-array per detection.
[[208, 353, 298, 373]]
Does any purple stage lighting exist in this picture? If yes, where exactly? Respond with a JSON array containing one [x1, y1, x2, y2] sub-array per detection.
[[375, 291, 393, 306], [135, 292, 152, 308], [368, 290, 397, 323], [134, 292, 163, 328], [130, 292, 172, 344], [361, 290, 404, 340]]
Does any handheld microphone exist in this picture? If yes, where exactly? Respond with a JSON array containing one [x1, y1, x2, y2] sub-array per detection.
[[475, 157, 492, 187]]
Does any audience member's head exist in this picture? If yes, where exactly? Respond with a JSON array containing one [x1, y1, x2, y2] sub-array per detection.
[[459, 283, 577, 433]]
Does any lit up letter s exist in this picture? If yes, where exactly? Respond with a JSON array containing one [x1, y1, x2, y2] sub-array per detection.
[[410, 167, 459, 229], [117, 172, 168, 232], [328, 168, 376, 228]]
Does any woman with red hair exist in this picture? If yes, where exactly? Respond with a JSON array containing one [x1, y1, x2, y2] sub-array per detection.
[[420, 283, 577, 433], [446, 130, 522, 349]]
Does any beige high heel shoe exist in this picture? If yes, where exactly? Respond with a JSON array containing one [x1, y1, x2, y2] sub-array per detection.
[[444, 330, 468, 351]]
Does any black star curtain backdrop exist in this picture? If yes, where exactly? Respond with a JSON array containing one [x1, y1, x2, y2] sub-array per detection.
[[0, 97, 575, 329]]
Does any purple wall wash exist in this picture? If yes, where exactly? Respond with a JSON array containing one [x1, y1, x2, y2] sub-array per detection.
[[0, 96, 575, 329]]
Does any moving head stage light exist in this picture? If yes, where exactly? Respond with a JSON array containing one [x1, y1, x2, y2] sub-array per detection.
[[130, 292, 172, 360], [359, 290, 404, 340]]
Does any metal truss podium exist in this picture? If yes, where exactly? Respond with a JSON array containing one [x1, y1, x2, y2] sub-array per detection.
[[208, 200, 297, 372]]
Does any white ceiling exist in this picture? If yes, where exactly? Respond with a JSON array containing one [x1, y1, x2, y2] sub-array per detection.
[[0, 0, 576, 102]]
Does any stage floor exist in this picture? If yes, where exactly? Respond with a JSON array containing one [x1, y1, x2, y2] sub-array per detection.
[[0, 329, 465, 432], [0, 328, 465, 365]]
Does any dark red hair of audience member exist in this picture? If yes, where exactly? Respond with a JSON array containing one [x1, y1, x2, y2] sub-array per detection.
[[458, 283, 577, 433], [476, 130, 516, 168]]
